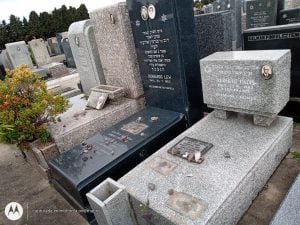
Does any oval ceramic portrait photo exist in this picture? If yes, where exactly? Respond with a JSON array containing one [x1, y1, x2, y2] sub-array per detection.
[[141, 6, 148, 21], [148, 4, 156, 20]]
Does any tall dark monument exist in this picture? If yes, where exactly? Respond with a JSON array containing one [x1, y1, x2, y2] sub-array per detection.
[[127, 0, 204, 125]]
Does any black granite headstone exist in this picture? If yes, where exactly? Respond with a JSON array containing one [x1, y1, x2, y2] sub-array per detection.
[[56, 33, 64, 54], [279, 8, 300, 25], [246, 0, 278, 29], [127, 0, 204, 126], [61, 38, 76, 68], [243, 23, 300, 121], [277, 0, 285, 24]]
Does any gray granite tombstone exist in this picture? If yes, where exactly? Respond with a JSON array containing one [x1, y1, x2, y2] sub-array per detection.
[[200, 50, 291, 126], [47, 37, 62, 55], [28, 39, 51, 67], [5, 41, 34, 69], [270, 174, 300, 225], [61, 38, 76, 68], [246, 0, 278, 29], [214, 0, 242, 49], [68, 19, 106, 95], [117, 50, 293, 225], [195, 11, 232, 59], [0, 50, 13, 69], [89, 3, 144, 99], [279, 8, 300, 24]]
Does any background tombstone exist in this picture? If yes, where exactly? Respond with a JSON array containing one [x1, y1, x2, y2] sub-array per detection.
[[61, 38, 76, 68], [243, 23, 300, 121], [195, 11, 232, 59], [69, 19, 106, 95], [28, 39, 52, 67], [5, 41, 34, 69], [47, 37, 62, 55], [279, 8, 300, 24], [56, 32, 68, 54], [0, 50, 13, 69], [89, 3, 144, 99], [214, 0, 242, 49], [246, 0, 278, 29]]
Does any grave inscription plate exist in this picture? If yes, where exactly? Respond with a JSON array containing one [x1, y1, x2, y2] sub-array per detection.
[[167, 137, 213, 163], [246, 0, 278, 29], [127, 0, 204, 126]]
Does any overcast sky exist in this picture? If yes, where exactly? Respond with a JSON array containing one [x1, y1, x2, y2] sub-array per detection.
[[0, 0, 121, 22]]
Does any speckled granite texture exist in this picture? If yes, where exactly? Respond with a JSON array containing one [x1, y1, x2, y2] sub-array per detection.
[[69, 20, 106, 95], [200, 50, 291, 117], [28, 39, 52, 67], [270, 173, 300, 225], [5, 41, 34, 68], [87, 178, 135, 225], [49, 94, 144, 152], [119, 112, 293, 225], [195, 11, 232, 59], [214, 0, 242, 49], [41, 62, 68, 78], [89, 3, 143, 99], [284, 0, 300, 9]]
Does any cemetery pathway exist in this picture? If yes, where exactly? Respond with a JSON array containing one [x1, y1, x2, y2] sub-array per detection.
[[0, 144, 88, 225], [0, 124, 299, 225]]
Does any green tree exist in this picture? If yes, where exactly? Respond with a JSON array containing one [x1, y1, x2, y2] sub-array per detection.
[[7, 15, 23, 42], [0, 21, 8, 49], [22, 17, 30, 42], [28, 11, 41, 38], [39, 12, 55, 38], [76, 4, 89, 21]]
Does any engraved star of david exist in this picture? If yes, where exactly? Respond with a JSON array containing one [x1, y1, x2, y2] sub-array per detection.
[[161, 14, 167, 22], [136, 20, 141, 27]]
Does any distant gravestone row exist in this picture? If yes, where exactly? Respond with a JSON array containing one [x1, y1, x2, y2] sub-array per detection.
[[245, 0, 300, 29]]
